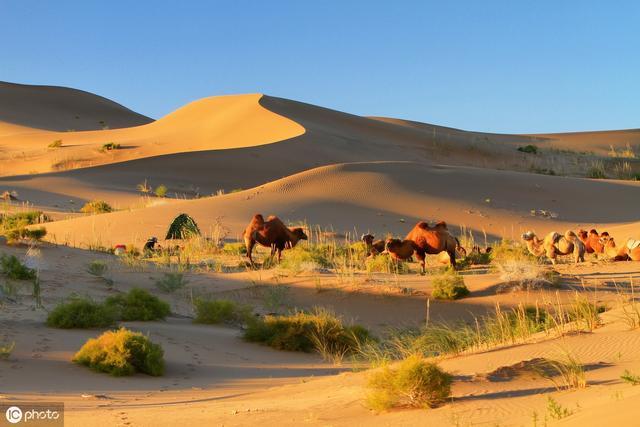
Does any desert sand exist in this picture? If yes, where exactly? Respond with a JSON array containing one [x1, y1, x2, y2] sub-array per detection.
[[1, 82, 640, 426]]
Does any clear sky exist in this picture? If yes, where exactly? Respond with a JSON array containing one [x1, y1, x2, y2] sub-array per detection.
[[1, 1, 638, 133]]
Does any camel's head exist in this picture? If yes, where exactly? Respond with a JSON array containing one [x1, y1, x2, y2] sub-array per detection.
[[600, 234, 614, 247], [292, 227, 308, 241], [521, 231, 535, 241], [361, 234, 375, 245], [578, 229, 588, 240]]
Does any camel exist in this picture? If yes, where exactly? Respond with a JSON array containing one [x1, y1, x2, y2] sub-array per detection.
[[384, 238, 416, 262], [243, 214, 308, 264], [600, 235, 640, 261], [577, 229, 608, 254], [361, 234, 385, 257], [405, 221, 459, 272], [521, 230, 585, 264]]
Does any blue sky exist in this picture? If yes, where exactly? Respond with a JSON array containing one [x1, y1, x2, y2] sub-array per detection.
[[1, 1, 638, 133]]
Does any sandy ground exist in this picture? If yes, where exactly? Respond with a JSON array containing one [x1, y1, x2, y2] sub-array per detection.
[[1, 82, 640, 426]]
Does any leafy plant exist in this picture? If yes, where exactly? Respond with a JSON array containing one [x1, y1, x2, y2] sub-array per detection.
[[431, 269, 469, 300], [0, 254, 36, 280], [46, 298, 116, 328], [73, 327, 164, 376], [154, 184, 168, 198], [104, 288, 170, 321]]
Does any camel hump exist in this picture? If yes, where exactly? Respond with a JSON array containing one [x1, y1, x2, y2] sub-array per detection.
[[266, 215, 279, 221], [435, 221, 448, 230], [252, 214, 264, 222], [564, 230, 578, 240], [549, 231, 562, 243], [416, 221, 429, 230], [589, 229, 598, 235]]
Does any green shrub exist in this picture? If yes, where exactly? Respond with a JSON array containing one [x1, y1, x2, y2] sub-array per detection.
[[621, 369, 640, 385], [155, 272, 188, 293], [517, 144, 538, 154], [104, 288, 170, 321], [367, 355, 452, 411], [431, 269, 469, 300], [194, 298, 252, 325], [244, 308, 371, 357], [0, 254, 36, 280], [80, 200, 113, 214], [154, 184, 168, 198], [221, 242, 247, 255], [0, 211, 47, 230], [46, 298, 116, 328], [87, 260, 108, 277], [0, 341, 15, 359], [73, 327, 164, 376], [6, 227, 47, 243]]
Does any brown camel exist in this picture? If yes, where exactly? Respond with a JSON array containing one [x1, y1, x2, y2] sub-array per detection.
[[521, 230, 585, 264], [384, 238, 416, 262], [243, 214, 308, 264], [577, 229, 607, 254], [600, 235, 640, 261], [405, 221, 458, 272], [361, 234, 385, 257]]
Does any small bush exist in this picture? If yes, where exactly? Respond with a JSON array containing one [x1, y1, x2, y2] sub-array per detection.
[[0, 254, 36, 280], [80, 200, 113, 214], [517, 145, 538, 154], [0, 341, 15, 359], [104, 288, 170, 321], [87, 260, 108, 277], [73, 327, 164, 376], [244, 308, 370, 357], [154, 184, 168, 198], [48, 140, 63, 149], [0, 211, 46, 230], [194, 298, 252, 325], [367, 355, 452, 411], [221, 242, 247, 255], [277, 245, 332, 274], [100, 142, 121, 152], [46, 298, 116, 328], [6, 227, 47, 243], [621, 369, 640, 385], [155, 272, 188, 293], [431, 269, 469, 300]]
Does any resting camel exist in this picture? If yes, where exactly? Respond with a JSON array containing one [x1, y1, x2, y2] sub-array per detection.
[[243, 214, 308, 264], [405, 221, 459, 272], [361, 234, 385, 257], [384, 238, 416, 262], [521, 230, 585, 264], [577, 229, 608, 254], [600, 235, 640, 261]]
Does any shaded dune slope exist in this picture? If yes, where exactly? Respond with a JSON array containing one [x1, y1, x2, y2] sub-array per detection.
[[0, 81, 153, 132]]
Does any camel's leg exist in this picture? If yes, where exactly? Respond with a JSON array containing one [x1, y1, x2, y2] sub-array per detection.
[[547, 247, 557, 265], [245, 237, 256, 265], [448, 249, 457, 269], [277, 247, 283, 263], [415, 250, 426, 274]]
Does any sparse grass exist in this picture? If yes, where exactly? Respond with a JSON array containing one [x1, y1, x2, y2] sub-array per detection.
[[545, 351, 587, 390], [365, 253, 409, 274], [490, 239, 533, 264], [104, 288, 170, 321], [0, 254, 36, 280], [73, 327, 164, 376], [587, 160, 606, 179], [155, 272, 188, 293], [495, 258, 560, 293], [518, 144, 539, 154], [154, 184, 168, 198], [567, 294, 602, 332], [0, 341, 15, 359], [193, 298, 252, 325], [608, 143, 636, 159], [621, 369, 640, 385], [244, 308, 370, 360], [277, 244, 332, 274], [0, 211, 47, 230], [221, 242, 247, 255], [137, 179, 152, 194], [431, 269, 469, 300], [612, 161, 636, 180], [48, 140, 63, 149], [546, 396, 572, 420], [80, 200, 113, 214], [46, 298, 116, 328], [366, 355, 452, 411]]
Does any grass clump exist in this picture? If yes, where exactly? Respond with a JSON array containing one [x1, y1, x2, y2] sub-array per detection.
[[621, 369, 640, 385], [366, 355, 452, 411], [194, 298, 252, 325], [154, 184, 168, 198], [587, 160, 606, 179], [431, 269, 469, 300], [46, 298, 116, 328], [0, 254, 36, 280], [5, 227, 47, 244], [48, 140, 63, 149], [80, 200, 113, 214], [104, 288, 170, 321], [545, 351, 587, 390], [155, 272, 188, 293], [0, 341, 15, 359], [244, 308, 370, 359], [277, 244, 332, 274], [87, 260, 108, 277], [517, 144, 538, 154], [546, 396, 572, 420], [495, 258, 560, 293], [221, 242, 247, 255], [73, 327, 164, 376], [365, 253, 409, 274]]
